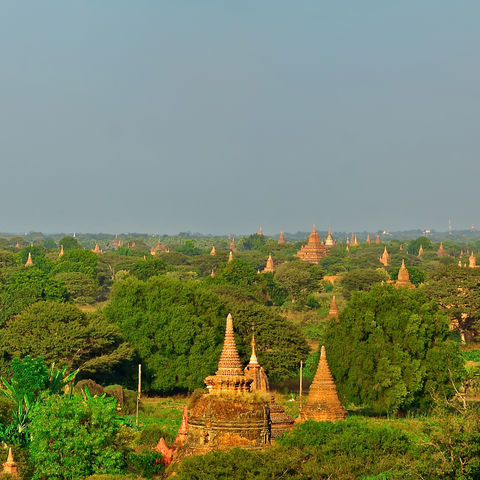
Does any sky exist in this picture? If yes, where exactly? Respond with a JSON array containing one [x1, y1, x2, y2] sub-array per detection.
[[1, 1, 479, 235]]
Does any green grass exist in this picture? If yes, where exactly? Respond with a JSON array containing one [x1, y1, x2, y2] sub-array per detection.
[[462, 350, 480, 362]]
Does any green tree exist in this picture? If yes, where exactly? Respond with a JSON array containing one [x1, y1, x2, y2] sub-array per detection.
[[129, 258, 168, 280], [324, 284, 465, 413], [408, 236, 432, 255], [55, 272, 97, 304], [59, 236, 82, 251], [0, 269, 68, 325], [424, 265, 480, 337], [274, 261, 324, 302], [1, 302, 134, 376], [177, 240, 201, 256], [219, 258, 259, 287], [53, 249, 98, 278], [340, 268, 389, 300], [29, 393, 128, 480]]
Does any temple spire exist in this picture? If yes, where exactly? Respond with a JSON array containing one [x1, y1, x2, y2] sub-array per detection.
[[249, 324, 258, 365], [366, 234, 371, 244], [278, 231, 285, 244], [328, 296, 339, 318], [3, 447, 18, 476], [396, 259, 414, 288], [259, 227, 263, 236], [469, 251, 477, 268], [58, 245, 64, 259], [375, 233, 381, 244], [228, 251, 233, 263], [263, 253, 275, 273], [210, 245, 216, 256], [418, 244, 424, 257]]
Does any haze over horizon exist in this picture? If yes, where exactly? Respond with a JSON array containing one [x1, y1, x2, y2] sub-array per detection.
[[1, 1, 479, 235]]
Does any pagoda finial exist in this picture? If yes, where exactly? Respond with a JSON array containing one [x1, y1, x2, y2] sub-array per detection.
[[278, 231, 285, 244], [249, 324, 258, 364], [259, 227, 263, 236], [312, 224, 316, 233], [25, 252, 34, 267]]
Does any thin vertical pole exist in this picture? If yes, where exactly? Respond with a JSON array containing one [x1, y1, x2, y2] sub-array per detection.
[[299, 360, 303, 414], [136, 364, 141, 427]]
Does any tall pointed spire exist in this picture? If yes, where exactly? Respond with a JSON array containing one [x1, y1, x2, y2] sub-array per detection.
[[210, 269, 215, 278], [230, 237, 237, 252], [210, 245, 216, 256], [174, 406, 189, 448], [295, 224, 328, 264], [204, 314, 252, 393], [244, 324, 269, 393], [92, 243, 101, 254], [418, 244, 424, 257], [469, 251, 477, 268], [298, 346, 347, 422], [58, 244, 64, 259], [249, 325, 258, 365], [437, 241, 448, 257], [278, 231, 285, 244], [25, 252, 34, 267], [366, 234, 371, 244], [228, 251, 233, 263], [259, 227, 264, 236], [352, 234, 359, 246], [375, 233, 381, 244]]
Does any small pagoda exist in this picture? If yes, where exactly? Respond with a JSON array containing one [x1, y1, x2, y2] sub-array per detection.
[[230, 238, 237, 252], [294, 225, 328, 264], [379, 246, 390, 266], [375, 233, 381, 244], [395, 260, 415, 289], [437, 242, 448, 257], [3, 448, 19, 477], [244, 327, 294, 438], [210, 245, 216, 256], [92, 243, 102, 254], [418, 244, 424, 257], [228, 251, 234, 263], [352, 234, 359, 246], [366, 234, 371, 245], [298, 346, 347, 422], [259, 227, 264, 237], [328, 296, 339, 318], [278, 232, 285, 244], [151, 238, 169, 255], [58, 245, 64, 259], [112, 234, 121, 250], [263, 254, 275, 273]]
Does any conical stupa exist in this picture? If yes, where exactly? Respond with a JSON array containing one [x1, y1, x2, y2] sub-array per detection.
[[25, 252, 34, 267], [174, 406, 189, 448], [210, 269, 215, 278], [278, 231, 285, 244], [469, 251, 477, 268], [259, 227, 264, 236], [366, 234, 371, 244], [244, 326, 269, 392], [228, 251, 233, 263], [204, 314, 252, 393], [92, 243, 101, 254], [418, 244, 424, 257], [375, 233, 381, 244], [230, 238, 237, 252], [210, 245, 216, 256], [352, 234, 359, 246], [298, 346, 347, 422], [58, 245, 64, 259]]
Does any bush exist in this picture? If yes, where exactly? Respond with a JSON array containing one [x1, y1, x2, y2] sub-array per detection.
[[139, 424, 171, 446], [127, 450, 163, 478]]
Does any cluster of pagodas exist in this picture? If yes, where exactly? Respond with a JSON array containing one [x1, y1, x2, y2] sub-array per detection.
[[156, 313, 346, 464]]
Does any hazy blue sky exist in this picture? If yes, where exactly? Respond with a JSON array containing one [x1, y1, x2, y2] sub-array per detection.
[[1, 1, 479, 235]]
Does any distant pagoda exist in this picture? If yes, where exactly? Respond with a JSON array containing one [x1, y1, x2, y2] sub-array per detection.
[[278, 231, 285, 244], [352, 234, 359, 246], [228, 251, 234, 263], [395, 260, 415, 289], [112, 234, 121, 250], [230, 238, 237, 252], [92, 243, 102, 254], [418, 244, 424, 257], [437, 242, 448, 257], [259, 227, 264, 237], [298, 346, 347, 422], [328, 296, 339, 318], [263, 253, 275, 273], [375, 233, 381, 244], [210, 245, 216, 256], [294, 225, 328, 264], [366, 234, 371, 244], [379, 246, 390, 266], [58, 245, 64, 259], [151, 238, 169, 255]]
